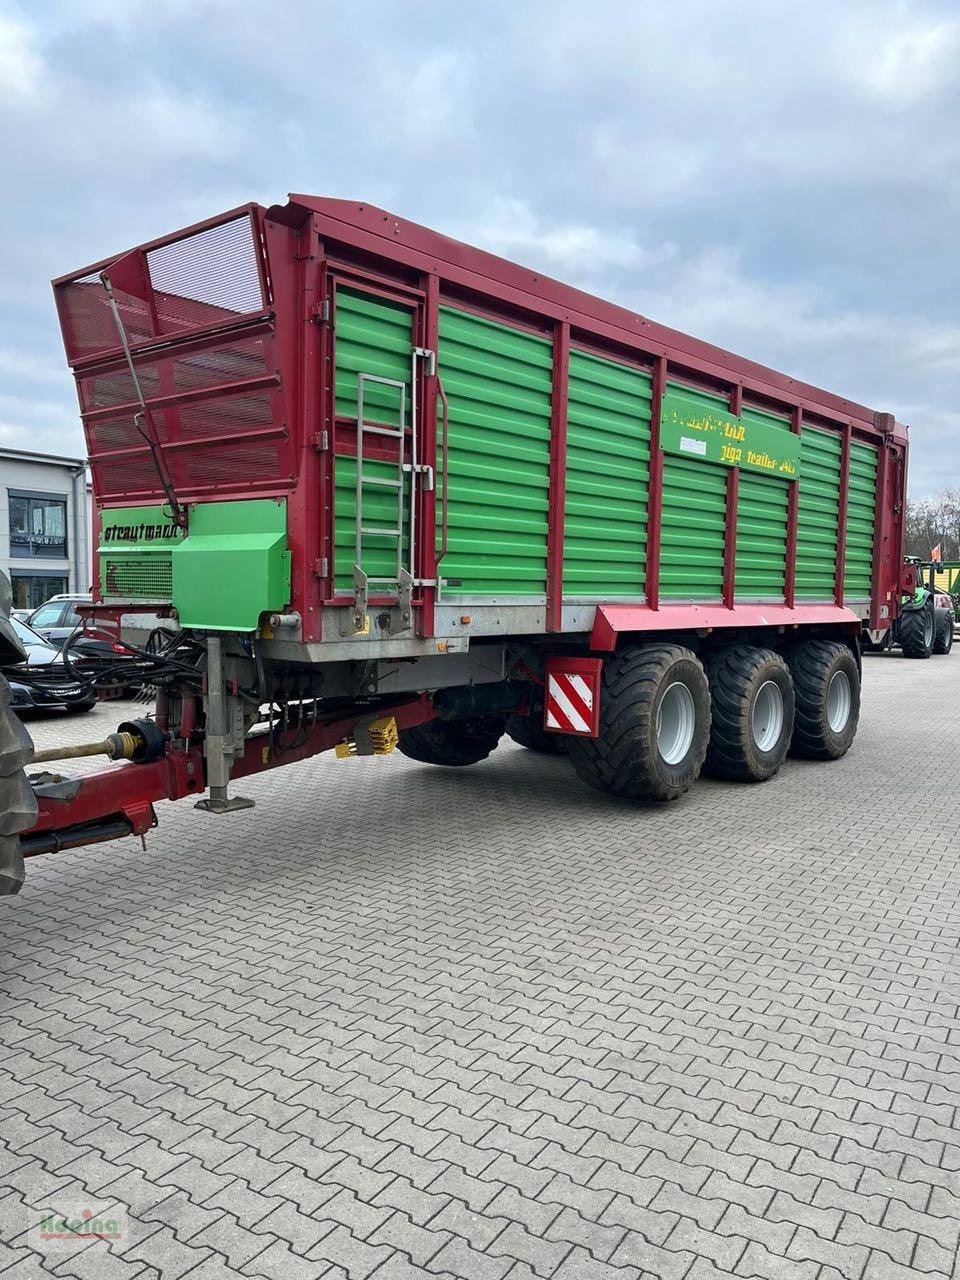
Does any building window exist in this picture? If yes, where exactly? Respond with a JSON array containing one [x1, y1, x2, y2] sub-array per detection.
[[9, 491, 68, 559], [10, 574, 68, 611]]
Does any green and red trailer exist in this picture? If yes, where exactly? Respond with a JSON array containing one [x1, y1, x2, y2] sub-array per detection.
[[0, 196, 913, 893]]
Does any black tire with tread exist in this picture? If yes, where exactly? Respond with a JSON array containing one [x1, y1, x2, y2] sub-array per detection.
[[0, 673, 36, 896], [933, 608, 953, 655], [567, 643, 710, 803], [505, 692, 569, 755], [787, 640, 860, 760], [705, 646, 795, 783], [900, 603, 934, 658], [398, 714, 507, 767]]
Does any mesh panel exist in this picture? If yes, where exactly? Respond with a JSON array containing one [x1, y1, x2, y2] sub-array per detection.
[[172, 340, 267, 390], [57, 273, 151, 360], [89, 365, 160, 408], [179, 444, 280, 486], [177, 392, 273, 439], [87, 414, 145, 451], [92, 456, 169, 499], [101, 555, 173, 599], [147, 216, 264, 333], [85, 338, 267, 411]]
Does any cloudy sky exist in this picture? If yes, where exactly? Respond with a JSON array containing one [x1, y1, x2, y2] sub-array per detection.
[[1, 0, 958, 496]]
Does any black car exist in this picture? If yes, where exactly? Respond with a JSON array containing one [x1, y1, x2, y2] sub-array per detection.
[[3, 617, 97, 714]]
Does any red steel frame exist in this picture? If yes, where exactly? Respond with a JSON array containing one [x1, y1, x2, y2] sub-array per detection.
[[53, 193, 910, 649], [25, 696, 439, 855]]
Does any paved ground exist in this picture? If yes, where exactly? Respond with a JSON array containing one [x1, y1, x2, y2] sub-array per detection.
[[1, 650, 959, 1280]]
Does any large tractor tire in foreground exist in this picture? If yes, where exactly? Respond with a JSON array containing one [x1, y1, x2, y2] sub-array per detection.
[[398, 714, 507, 767], [933, 608, 954, 655], [568, 644, 711, 803], [900, 603, 935, 658], [788, 640, 860, 760], [705, 647, 795, 783], [0, 674, 36, 896]]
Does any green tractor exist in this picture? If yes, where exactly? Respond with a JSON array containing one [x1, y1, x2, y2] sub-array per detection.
[[892, 559, 954, 659]]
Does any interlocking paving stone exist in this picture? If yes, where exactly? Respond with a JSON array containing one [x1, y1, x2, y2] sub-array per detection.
[[3, 651, 960, 1279]]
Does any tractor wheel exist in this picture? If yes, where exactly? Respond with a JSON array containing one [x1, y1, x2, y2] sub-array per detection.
[[0, 674, 36, 896], [398, 714, 507, 767], [568, 644, 710, 803], [933, 608, 954, 655], [899, 602, 935, 658], [704, 647, 795, 783], [787, 640, 860, 761]]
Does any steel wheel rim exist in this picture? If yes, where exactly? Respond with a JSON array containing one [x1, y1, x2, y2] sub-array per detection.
[[924, 611, 934, 646], [826, 670, 851, 733], [656, 681, 696, 765], [751, 680, 784, 752]]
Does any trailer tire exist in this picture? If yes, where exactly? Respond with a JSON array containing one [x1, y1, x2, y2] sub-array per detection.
[[933, 608, 953, 655], [787, 640, 860, 761], [704, 647, 795, 783], [398, 714, 507, 767], [505, 692, 569, 755], [567, 644, 710, 803], [0, 674, 36, 896], [899, 602, 935, 658]]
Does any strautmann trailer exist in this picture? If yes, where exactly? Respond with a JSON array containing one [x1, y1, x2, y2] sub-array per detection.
[[0, 197, 910, 894]]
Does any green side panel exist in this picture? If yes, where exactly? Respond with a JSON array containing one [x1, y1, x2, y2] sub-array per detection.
[[99, 505, 184, 600], [438, 306, 552, 596], [333, 287, 414, 593], [843, 440, 878, 600], [660, 385, 728, 600], [735, 407, 792, 600], [563, 350, 651, 597], [333, 453, 409, 596], [333, 287, 413, 426], [796, 427, 842, 599], [172, 499, 290, 631]]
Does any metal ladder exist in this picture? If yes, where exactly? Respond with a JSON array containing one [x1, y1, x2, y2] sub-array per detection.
[[352, 351, 438, 634], [353, 373, 410, 633]]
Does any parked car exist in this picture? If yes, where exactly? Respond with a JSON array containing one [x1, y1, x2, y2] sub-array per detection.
[[26, 592, 131, 663], [2, 617, 97, 714], [26, 593, 93, 644]]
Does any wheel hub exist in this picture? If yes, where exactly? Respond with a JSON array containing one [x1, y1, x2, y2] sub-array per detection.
[[751, 680, 784, 752], [826, 670, 851, 732], [656, 681, 696, 765]]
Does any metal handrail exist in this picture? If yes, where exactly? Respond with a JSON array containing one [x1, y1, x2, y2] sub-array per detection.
[[436, 376, 450, 572]]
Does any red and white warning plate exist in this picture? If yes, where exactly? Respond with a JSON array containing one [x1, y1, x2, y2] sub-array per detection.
[[543, 657, 602, 738]]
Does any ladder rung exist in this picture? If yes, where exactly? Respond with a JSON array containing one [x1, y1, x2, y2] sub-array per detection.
[[360, 475, 402, 488], [360, 526, 402, 537], [365, 576, 401, 585], [360, 423, 403, 438]]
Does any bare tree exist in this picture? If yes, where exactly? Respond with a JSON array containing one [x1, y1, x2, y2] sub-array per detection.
[[905, 488, 960, 560]]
